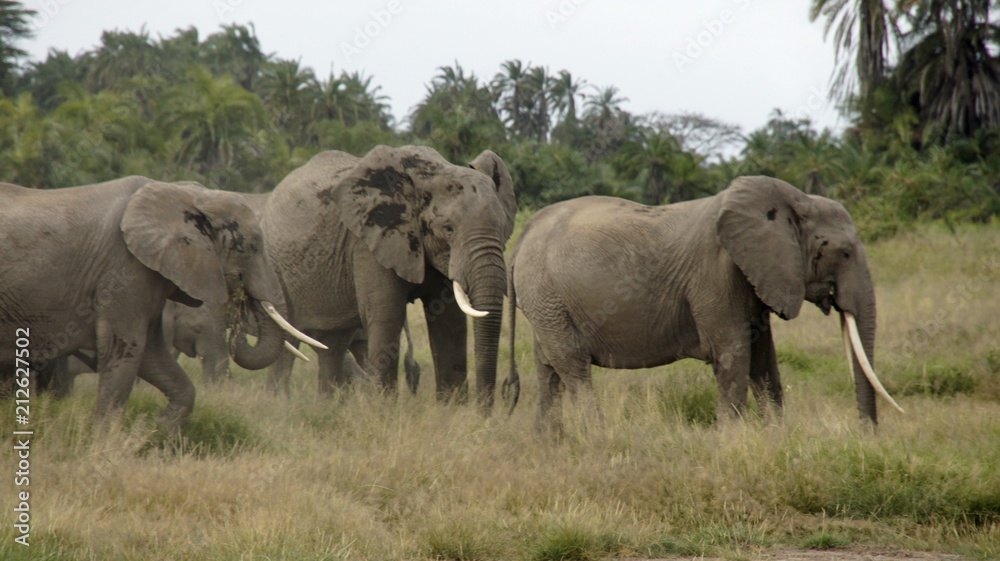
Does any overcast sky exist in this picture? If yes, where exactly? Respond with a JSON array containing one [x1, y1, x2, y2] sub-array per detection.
[[20, 0, 845, 135]]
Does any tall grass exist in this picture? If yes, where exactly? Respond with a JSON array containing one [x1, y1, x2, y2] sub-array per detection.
[[2, 220, 999, 560]]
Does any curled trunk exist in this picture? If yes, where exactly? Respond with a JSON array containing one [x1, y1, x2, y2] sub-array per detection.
[[229, 300, 285, 371]]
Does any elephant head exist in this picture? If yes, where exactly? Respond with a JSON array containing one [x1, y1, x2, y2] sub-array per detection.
[[716, 176, 902, 424], [120, 181, 323, 371], [332, 145, 516, 408]]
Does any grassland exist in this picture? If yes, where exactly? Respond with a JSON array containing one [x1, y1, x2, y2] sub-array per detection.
[[3, 220, 1000, 561]]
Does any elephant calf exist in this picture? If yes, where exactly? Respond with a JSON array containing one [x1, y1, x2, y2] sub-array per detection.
[[505, 176, 903, 430]]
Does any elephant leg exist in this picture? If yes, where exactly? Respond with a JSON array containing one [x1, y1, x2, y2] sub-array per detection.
[[749, 325, 783, 421], [94, 318, 148, 421], [267, 345, 296, 397], [137, 321, 196, 433], [348, 335, 368, 371], [316, 332, 353, 394], [424, 298, 468, 403], [533, 342, 564, 437], [366, 317, 405, 393], [198, 338, 231, 384], [712, 340, 752, 421]]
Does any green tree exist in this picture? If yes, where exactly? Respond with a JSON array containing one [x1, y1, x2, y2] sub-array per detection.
[[202, 23, 267, 92], [159, 66, 268, 188], [892, 0, 1000, 139], [0, 0, 36, 93], [492, 59, 535, 140], [86, 27, 158, 91], [16, 48, 90, 110], [410, 63, 505, 162], [260, 57, 317, 145], [810, 0, 894, 103]]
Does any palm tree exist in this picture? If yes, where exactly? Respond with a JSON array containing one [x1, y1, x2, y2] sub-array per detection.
[[549, 69, 586, 124], [86, 27, 158, 91], [18, 49, 90, 110], [578, 85, 632, 163], [0, 0, 35, 93], [159, 66, 267, 176], [524, 65, 551, 142], [339, 70, 392, 128], [893, 0, 1000, 138], [260, 58, 318, 140], [202, 23, 268, 92], [614, 129, 683, 205], [410, 63, 504, 161], [492, 59, 534, 139], [810, 0, 894, 103]]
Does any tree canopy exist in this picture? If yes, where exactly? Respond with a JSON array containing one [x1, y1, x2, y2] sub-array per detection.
[[1, 2, 999, 238]]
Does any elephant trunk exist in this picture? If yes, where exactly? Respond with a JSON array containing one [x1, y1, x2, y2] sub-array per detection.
[[464, 248, 507, 413], [836, 254, 902, 425], [229, 299, 286, 371], [847, 301, 878, 425]]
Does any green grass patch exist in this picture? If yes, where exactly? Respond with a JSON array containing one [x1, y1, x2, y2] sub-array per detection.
[[802, 531, 851, 550], [528, 525, 626, 561]]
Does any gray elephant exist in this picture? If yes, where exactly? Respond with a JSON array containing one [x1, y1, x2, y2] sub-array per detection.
[[163, 300, 232, 383], [261, 145, 515, 409], [505, 176, 902, 430], [165, 298, 421, 390], [0, 176, 322, 429]]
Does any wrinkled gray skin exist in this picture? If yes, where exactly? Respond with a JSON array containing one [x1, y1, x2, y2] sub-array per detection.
[[0, 177, 292, 430], [164, 299, 419, 390], [507, 176, 880, 430], [163, 300, 232, 383], [262, 146, 516, 409]]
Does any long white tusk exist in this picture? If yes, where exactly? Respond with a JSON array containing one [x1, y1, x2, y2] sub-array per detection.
[[284, 341, 310, 362], [261, 301, 329, 350], [453, 280, 488, 318], [845, 312, 905, 414], [841, 315, 856, 385]]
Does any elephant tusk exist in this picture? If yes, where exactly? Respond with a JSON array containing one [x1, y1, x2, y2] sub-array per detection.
[[261, 301, 329, 350], [453, 280, 488, 318], [845, 312, 905, 414], [284, 341, 310, 362], [840, 314, 856, 385]]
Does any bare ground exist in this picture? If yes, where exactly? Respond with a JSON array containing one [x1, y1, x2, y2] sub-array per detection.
[[624, 546, 973, 561]]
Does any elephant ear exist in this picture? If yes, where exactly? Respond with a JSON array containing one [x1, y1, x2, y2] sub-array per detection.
[[469, 150, 517, 241], [332, 145, 425, 284], [717, 176, 812, 320], [121, 181, 227, 306]]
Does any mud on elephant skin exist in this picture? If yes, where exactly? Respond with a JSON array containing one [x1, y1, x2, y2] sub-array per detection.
[[0, 176, 323, 430], [505, 176, 902, 431], [261, 145, 516, 409]]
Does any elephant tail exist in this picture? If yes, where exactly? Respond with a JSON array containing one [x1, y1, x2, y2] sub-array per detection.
[[501, 263, 520, 416]]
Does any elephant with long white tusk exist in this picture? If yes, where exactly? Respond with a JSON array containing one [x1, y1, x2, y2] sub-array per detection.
[[260, 145, 516, 409], [0, 177, 323, 431], [505, 176, 901, 429]]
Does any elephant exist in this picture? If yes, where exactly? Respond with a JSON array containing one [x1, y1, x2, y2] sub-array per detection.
[[164, 298, 421, 390], [0, 176, 323, 430], [504, 176, 903, 430], [163, 300, 232, 383], [260, 145, 516, 409]]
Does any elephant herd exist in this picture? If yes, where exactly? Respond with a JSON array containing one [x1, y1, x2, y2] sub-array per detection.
[[0, 144, 902, 435]]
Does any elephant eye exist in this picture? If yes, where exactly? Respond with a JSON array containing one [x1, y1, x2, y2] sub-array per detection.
[[442, 224, 455, 236], [842, 251, 851, 260]]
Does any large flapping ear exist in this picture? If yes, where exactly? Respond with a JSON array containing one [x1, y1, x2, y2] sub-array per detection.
[[469, 149, 517, 241], [331, 145, 426, 284], [716, 176, 812, 320], [121, 181, 228, 306]]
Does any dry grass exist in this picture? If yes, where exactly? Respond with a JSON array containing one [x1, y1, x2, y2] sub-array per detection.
[[3, 220, 1000, 560]]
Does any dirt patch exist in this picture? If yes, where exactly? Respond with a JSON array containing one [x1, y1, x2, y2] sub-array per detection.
[[619, 546, 972, 561]]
